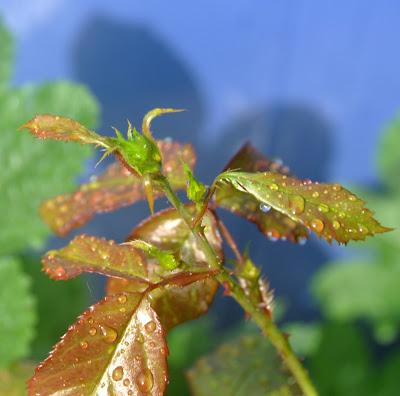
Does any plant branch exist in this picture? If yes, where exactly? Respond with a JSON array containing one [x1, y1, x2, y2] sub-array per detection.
[[156, 174, 318, 396]]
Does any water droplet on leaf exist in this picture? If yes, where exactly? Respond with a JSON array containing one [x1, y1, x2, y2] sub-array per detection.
[[333, 220, 341, 230], [112, 366, 124, 381], [80, 341, 88, 350], [123, 378, 130, 386], [144, 321, 157, 333], [118, 295, 127, 304], [290, 195, 305, 214], [259, 203, 271, 213], [312, 191, 319, 198], [100, 325, 118, 343], [318, 203, 329, 213], [136, 368, 154, 392], [89, 328, 97, 336], [310, 219, 324, 233], [269, 183, 279, 191]]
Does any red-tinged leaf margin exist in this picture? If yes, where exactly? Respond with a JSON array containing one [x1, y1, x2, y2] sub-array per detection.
[[21, 114, 104, 145], [28, 293, 168, 396], [217, 171, 392, 244], [214, 143, 309, 243], [40, 140, 196, 236]]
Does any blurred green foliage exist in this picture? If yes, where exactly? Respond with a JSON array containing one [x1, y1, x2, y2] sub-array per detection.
[[0, 18, 99, 392]]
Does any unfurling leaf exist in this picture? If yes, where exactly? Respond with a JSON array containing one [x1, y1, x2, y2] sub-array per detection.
[[183, 163, 206, 204], [21, 114, 105, 146], [127, 239, 179, 270], [187, 333, 302, 396], [215, 143, 309, 243], [28, 294, 168, 396], [40, 140, 196, 236], [217, 171, 391, 244]]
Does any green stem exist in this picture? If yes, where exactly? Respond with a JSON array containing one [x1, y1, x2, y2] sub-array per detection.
[[157, 175, 318, 396]]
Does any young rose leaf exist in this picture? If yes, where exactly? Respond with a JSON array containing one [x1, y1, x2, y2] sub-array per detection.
[[40, 140, 196, 236], [21, 114, 106, 146], [215, 143, 309, 243], [127, 240, 179, 270], [187, 333, 302, 396], [217, 171, 391, 244], [42, 235, 151, 282], [106, 206, 223, 330], [183, 162, 206, 204], [107, 274, 219, 331], [28, 293, 168, 396], [127, 205, 224, 267]]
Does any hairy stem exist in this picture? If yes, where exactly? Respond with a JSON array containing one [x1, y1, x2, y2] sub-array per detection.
[[157, 175, 318, 396]]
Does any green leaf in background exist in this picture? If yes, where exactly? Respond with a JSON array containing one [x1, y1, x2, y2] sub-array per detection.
[[20, 255, 88, 361], [0, 362, 35, 396], [0, 257, 36, 367], [0, 19, 13, 92], [0, 82, 99, 254], [377, 115, 400, 192], [187, 332, 302, 396], [309, 323, 372, 396], [167, 318, 216, 396], [312, 259, 400, 342], [284, 322, 322, 357]]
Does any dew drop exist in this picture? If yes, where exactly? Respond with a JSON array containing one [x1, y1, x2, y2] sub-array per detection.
[[100, 325, 118, 343], [54, 266, 66, 279], [338, 212, 346, 219], [348, 195, 356, 201], [267, 229, 280, 242], [358, 225, 368, 234], [80, 341, 88, 350], [259, 203, 271, 213], [310, 219, 324, 233], [312, 191, 319, 198], [123, 378, 130, 386], [136, 368, 154, 392], [118, 294, 127, 304], [136, 333, 145, 344], [290, 195, 305, 215], [89, 328, 97, 336], [333, 220, 341, 230], [112, 366, 124, 381], [269, 183, 279, 191], [318, 203, 329, 213], [144, 321, 157, 333], [333, 184, 341, 191]]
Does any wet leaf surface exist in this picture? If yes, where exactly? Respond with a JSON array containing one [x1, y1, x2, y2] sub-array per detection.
[[215, 143, 309, 243], [187, 332, 302, 395], [217, 170, 390, 244], [28, 294, 168, 396], [40, 140, 195, 236]]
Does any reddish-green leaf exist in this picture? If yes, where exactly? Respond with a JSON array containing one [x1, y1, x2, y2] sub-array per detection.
[[217, 171, 391, 244], [21, 114, 104, 145], [106, 206, 223, 330], [128, 205, 224, 266], [42, 234, 154, 282], [28, 293, 168, 396], [215, 143, 309, 243], [40, 140, 196, 236]]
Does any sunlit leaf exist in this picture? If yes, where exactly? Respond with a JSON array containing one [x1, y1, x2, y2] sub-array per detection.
[[0, 257, 36, 367], [215, 143, 309, 243], [0, 82, 99, 254], [187, 333, 302, 395], [28, 293, 168, 396], [217, 170, 390, 244], [40, 140, 196, 236]]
